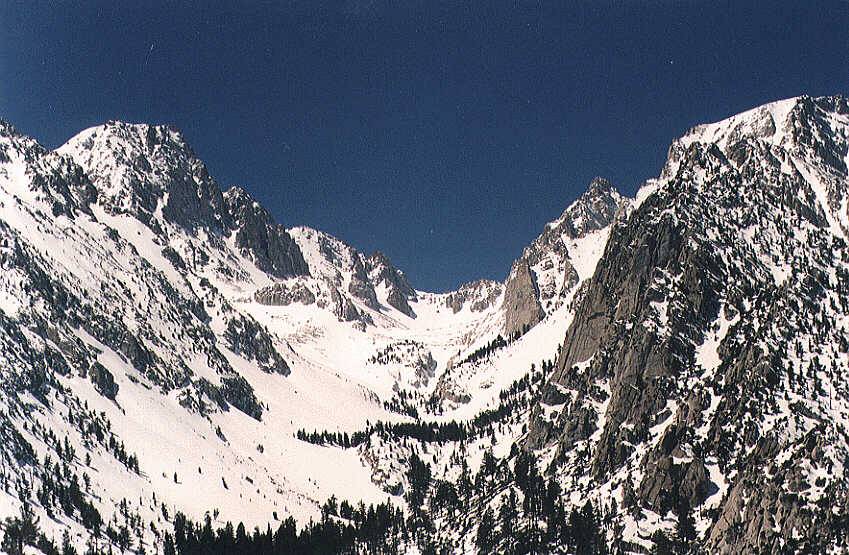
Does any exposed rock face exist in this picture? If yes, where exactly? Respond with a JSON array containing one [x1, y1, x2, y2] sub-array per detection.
[[705, 429, 837, 553], [348, 277, 380, 311], [224, 187, 309, 279], [0, 120, 96, 218], [117, 330, 154, 373], [88, 362, 118, 399], [444, 280, 502, 313], [219, 375, 264, 420], [526, 178, 628, 306], [369, 340, 436, 387], [385, 288, 414, 318], [527, 96, 849, 552], [224, 315, 291, 375], [330, 287, 373, 325], [161, 246, 187, 270], [431, 378, 472, 406], [552, 177, 626, 238], [253, 282, 316, 306], [347, 255, 381, 311], [502, 259, 544, 337], [286, 227, 420, 324]]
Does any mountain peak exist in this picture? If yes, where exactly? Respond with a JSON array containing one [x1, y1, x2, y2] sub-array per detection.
[[57, 119, 229, 231], [584, 176, 616, 196], [62, 120, 193, 159], [551, 177, 627, 240], [677, 95, 848, 152], [224, 185, 264, 214], [660, 94, 849, 187], [0, 118, 23, 140], [679, 96, 801, 150]]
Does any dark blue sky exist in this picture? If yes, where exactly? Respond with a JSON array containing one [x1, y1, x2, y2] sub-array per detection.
[[2, 2, 848, 291]]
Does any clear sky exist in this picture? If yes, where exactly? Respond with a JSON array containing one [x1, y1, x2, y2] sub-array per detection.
[[2, 1, 848, 291]]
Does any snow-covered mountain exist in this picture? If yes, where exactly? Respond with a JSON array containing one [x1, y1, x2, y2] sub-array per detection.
[[0, 95, 848, 554], [0, 116, 622, 552]]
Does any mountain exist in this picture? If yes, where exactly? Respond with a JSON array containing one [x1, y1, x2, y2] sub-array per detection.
[[0, 114, 621, 552], [0, 95, 847, 554], [527, 95, 849, 552], [58, 121, 310, 280]]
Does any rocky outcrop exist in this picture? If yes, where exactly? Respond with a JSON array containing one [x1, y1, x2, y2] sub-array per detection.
[[385, 287, 414, 318], [704, 428, 841, 554], [223, 315, 290, 375], [430, 378, 472, 407], [330, 287, 373, 326], [368, 340, 436, 387], [89, 362, 119, 399], [161, 246, 187, 271], [550, 177, 625, 238], [347, 276, 379, 310], [365, 251, 417, 317], [0, 120, 97, 218], [286, 227, 425, 323], [224, 187, 309, 279], [188, 375, 264, 420], [253, 282, 316, 306], [117, 330, 154, 374], [444, 280, 502, 313], [502, 259, 543, 337], [347, 255, 381, 311], [219, 375, 263, 420]]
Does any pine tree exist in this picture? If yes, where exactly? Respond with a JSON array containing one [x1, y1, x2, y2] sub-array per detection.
[[405, 452, 432, 511], [162, 533, 176, 555], [650, 529, 674, 555], [0, 502, 40, 555], [475, 507, 496, 554], [674, 502, 697, 553], [61, 529, 77, 555], [499, 489, 518, 554]]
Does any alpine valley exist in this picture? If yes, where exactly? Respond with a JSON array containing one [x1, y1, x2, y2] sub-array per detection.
[[1, 95, 849, 554]]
